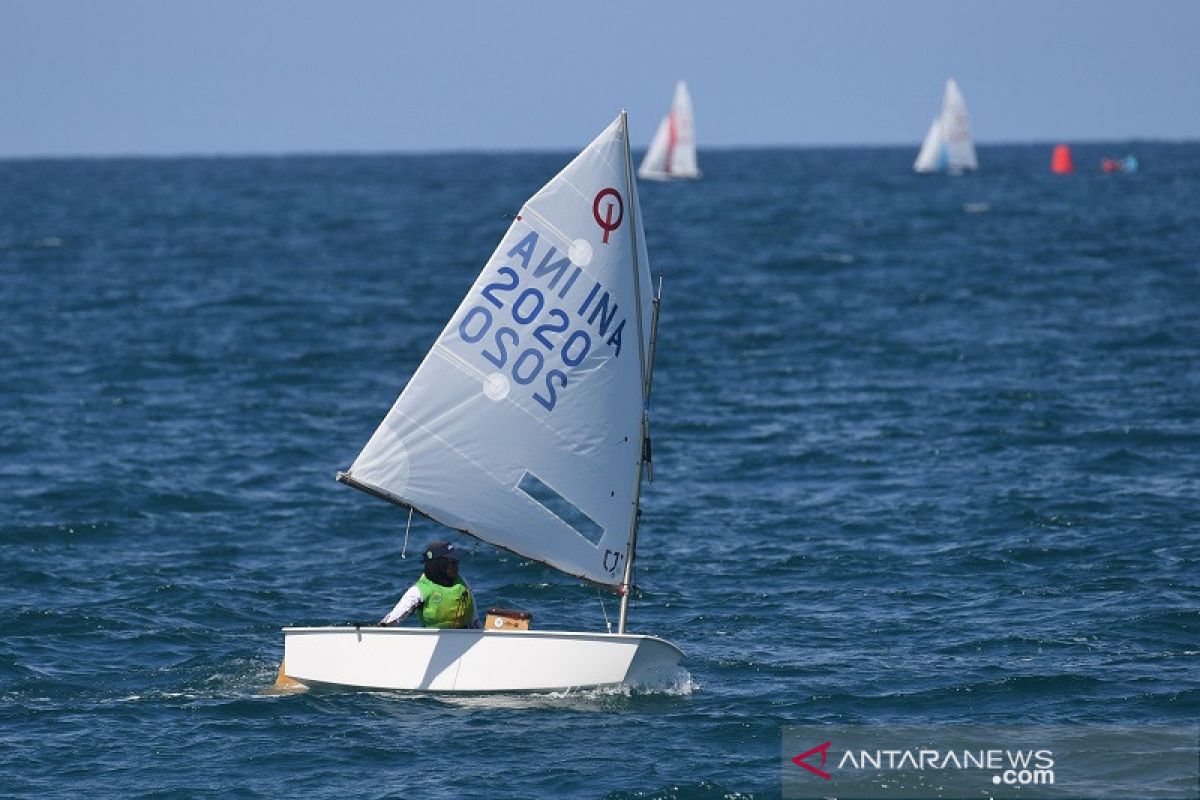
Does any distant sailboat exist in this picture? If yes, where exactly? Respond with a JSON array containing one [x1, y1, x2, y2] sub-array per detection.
[[913, 78, 978, 174], [638, 81, 700, 181], [1101, 154, 1137, 174]]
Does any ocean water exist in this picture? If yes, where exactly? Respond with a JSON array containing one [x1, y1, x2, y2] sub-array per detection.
[[2, 141, 1198, 799]]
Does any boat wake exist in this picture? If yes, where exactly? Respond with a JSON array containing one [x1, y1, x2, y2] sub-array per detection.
[[549, 665, 697, 699], [628, 664, 697, 696]]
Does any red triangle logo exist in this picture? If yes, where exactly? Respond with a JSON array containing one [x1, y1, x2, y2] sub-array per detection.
[[792, 741, 832, 780]]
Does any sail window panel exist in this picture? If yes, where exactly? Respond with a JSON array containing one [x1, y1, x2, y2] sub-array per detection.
[[518, 471, 605, 546]]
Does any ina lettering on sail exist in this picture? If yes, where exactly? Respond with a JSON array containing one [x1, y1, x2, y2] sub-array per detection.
[[455, 228, 627, 412]]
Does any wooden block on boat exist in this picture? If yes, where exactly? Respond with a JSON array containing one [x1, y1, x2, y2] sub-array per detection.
[[485, 607, 532, 631]]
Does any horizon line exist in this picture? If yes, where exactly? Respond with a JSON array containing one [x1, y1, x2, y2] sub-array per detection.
[[0, 135, 1192, 163]]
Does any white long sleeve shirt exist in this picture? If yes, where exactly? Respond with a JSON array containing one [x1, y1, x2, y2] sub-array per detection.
[[380, 585, 424, 625]]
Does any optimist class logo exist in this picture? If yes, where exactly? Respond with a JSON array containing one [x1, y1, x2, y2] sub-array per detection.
[[592, 187, 623, 244], [792, 741, 833, 780]]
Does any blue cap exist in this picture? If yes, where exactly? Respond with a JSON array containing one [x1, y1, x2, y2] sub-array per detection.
[[422, 541, 459, 562]]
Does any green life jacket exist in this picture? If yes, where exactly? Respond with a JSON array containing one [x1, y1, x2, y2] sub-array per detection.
[[416, 574, 474, 629]]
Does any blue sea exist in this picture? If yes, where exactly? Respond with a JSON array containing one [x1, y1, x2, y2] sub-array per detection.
[[2, 141, 1198, 799]]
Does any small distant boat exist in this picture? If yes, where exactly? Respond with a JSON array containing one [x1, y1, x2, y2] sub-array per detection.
[[913, 78, 978, 174], [1101, 155, 1138, 174], [1052, 144, 1074, 174], [638, 81, 700, 181], [278, 112, 683, 693]]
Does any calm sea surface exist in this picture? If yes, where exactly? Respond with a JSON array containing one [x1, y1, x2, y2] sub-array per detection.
[[2, 142, 1198, 799]]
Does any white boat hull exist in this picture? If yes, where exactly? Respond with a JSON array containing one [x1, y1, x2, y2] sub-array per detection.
[[280, 626, 683, 692]]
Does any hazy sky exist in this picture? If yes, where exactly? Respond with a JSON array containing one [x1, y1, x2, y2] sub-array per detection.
[[2, 1, 1197, 157]]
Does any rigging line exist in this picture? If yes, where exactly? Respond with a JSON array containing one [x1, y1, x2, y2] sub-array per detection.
[[597, 587, 612, 634], [402, 506, 413, 558]]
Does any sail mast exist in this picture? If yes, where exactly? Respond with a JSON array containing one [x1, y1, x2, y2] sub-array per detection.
[[617, 110, 654, 634]]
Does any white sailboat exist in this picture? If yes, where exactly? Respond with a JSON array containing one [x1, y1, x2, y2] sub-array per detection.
[[913, 78, 977, 174], [638, 81, 700, 181], [278, 112, 683, 693]]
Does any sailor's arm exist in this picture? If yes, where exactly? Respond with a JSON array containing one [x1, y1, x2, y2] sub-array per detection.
[[380, 585, 423, 625]]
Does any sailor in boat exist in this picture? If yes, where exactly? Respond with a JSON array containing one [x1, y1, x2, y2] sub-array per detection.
[[379, 541, 481, 629], [1101, 155, 1139, 174]]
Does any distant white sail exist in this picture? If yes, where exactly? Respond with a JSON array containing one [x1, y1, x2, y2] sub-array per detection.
[[640, 117, 672, 179], [941, 79, 977, 171], [638, 81, 700, 180], [913, 78, 977, 173], [344, 114, 653, 588], [913, 117, 943, 173]]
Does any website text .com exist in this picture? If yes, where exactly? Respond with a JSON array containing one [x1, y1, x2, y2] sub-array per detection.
[[994, 768, 1055, 787]]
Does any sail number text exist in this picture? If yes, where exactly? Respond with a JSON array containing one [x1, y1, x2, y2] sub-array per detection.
[[455, 229, 628, 412]]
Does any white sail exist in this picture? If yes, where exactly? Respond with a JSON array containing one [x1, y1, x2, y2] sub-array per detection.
[[913, 117, 943, 173], [344, 114, 653, 588], [639, 116, 671, 180], [913, 78, 977, 173], [941, 78, 977, 172], [638, 81, 700, 180], [667, 81, 700, 178]]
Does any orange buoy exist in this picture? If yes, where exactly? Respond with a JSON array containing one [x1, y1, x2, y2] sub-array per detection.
[[1051, 143, 1074, 174]]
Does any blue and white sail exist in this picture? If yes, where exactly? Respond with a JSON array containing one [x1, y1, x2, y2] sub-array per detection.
[[342, 114, 653, 589]]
